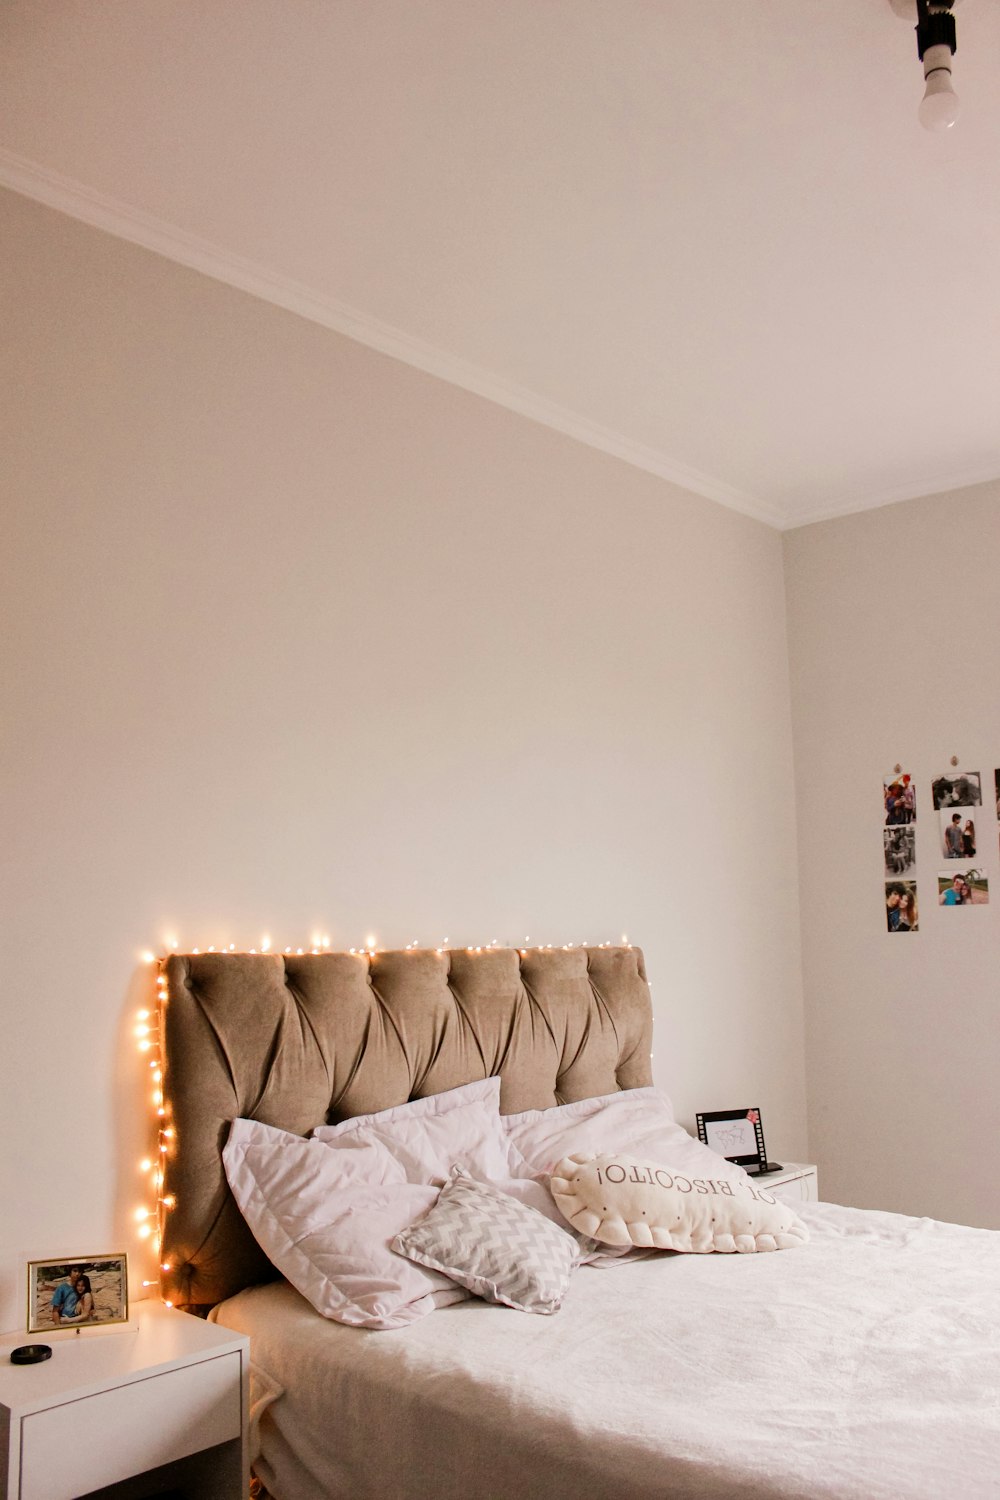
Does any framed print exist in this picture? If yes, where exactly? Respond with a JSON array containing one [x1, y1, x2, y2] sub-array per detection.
[[27, 1254, 128, 1334], [696, 1108, 767, 1173]]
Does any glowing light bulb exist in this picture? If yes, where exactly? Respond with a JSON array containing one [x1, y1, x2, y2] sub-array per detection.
[[138, 1224, 152, 1238], [364, 934, 377, 950], [135, 1208, 151, 1221], [141, 951, 155, 965], [262, 936, 271, 952], [140, 1159, 152, 1172], [138, 1040, 152, 1052]]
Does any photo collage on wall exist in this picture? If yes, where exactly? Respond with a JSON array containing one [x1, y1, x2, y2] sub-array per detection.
[[883, 766, 999, 932]]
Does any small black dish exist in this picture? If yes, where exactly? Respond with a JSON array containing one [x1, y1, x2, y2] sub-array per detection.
[[10, 1345, 52, 1365]]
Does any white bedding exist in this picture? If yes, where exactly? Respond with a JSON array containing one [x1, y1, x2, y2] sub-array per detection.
[[212, 1200, 1000, 1500]]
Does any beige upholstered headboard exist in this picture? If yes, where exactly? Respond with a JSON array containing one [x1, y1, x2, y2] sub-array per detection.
[[158, 944, 653, 1313]]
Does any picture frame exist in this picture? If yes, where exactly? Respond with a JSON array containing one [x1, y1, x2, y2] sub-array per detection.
[[696, 1108, 768, 1173], [27, 1253, 129, 1335]]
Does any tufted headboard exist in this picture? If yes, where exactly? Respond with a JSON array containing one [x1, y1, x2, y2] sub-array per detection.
[[157, 944, 653, 1313]]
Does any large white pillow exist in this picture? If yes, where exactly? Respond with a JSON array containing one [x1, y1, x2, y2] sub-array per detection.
[[311, 1076, 516, 1182], [225, 1079, 517, 1330], [504, 1087, 750, 1189]]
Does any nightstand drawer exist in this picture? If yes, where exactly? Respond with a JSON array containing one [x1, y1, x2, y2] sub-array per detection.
[[19, 1351, 241, 1500]]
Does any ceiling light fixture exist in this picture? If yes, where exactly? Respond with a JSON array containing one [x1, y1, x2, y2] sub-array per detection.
[[892, 0, 960, 131]]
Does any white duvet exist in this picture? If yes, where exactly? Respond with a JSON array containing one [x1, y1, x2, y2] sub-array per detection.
[[212, 1200, 1000, 1500]]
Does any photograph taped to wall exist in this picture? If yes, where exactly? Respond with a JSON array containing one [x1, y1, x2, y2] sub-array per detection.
[[938, 870, 989, 907], [995, 769, 999, 820], [884, 825, 916, 876], [939, 809, 977, 861], [884, 772, 916, 825], [27, 1253, 128, 1334], [885, 881, 918, 932], [932, 771, 982, 810]]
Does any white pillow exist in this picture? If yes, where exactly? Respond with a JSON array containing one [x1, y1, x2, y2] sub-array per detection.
[[504, 1089, 751, 1199], [312, 1076, 517, 1182], [224, 1079, 517, 1330], [551, 1152, 810, 1253]]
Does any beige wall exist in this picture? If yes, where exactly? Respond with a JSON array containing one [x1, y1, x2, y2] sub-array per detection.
[[0, 189, 806, 1332], [785, 484, 1000, 1227]]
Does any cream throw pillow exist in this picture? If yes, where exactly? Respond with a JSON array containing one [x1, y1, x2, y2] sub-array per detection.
[[550, 1152, 809, 1253]]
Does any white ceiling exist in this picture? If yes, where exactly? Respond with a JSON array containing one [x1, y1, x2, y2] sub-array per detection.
[[3, 1, 1000, 529]]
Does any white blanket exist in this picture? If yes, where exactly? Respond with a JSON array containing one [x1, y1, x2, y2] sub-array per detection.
[[212, 1201, 1000, 1500]]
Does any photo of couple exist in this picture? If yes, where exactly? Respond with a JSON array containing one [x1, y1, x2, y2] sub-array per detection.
[[28, 1255, 128, 1333], [931, 772, 982, 810], [885, 881, 918, 933], [884, 826, 916, 876], [884, 774, 916, 826], [937, 870, 990, 907], [940, 811, 976, 860]]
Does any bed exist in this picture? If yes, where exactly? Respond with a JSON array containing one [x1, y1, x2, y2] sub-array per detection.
[[157, 945, 1000, 1500]]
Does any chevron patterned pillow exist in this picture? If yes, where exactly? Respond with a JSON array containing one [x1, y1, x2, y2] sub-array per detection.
[[391, 1168, 580, 1314]]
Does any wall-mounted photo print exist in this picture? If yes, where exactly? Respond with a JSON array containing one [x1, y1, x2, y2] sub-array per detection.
[[937, 870, 989, 907], [884, 773, 916, 825], [885, 881, 918, 932], [884, 826, 916, 876], [939, 809, 977, 860], [932, 771, 982, 810], [995, 769, 999, 820]]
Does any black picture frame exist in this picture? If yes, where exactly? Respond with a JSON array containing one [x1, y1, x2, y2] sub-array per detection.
[[696, 1108, 768, 1172]]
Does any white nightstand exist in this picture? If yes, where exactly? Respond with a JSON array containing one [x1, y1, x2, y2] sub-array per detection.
[[757, 1162, 818, 1205], [0, 1299, 248, 1500]]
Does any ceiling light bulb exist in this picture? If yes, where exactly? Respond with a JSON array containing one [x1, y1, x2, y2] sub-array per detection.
[[919, 58, 959, 130]]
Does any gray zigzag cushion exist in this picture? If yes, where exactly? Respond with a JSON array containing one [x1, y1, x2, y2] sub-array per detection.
[[391, 1169, 579, 1314]]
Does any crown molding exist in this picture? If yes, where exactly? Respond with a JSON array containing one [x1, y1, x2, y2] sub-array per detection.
[[0, 147, 786, 529], [785, 461, 1000, 530]]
